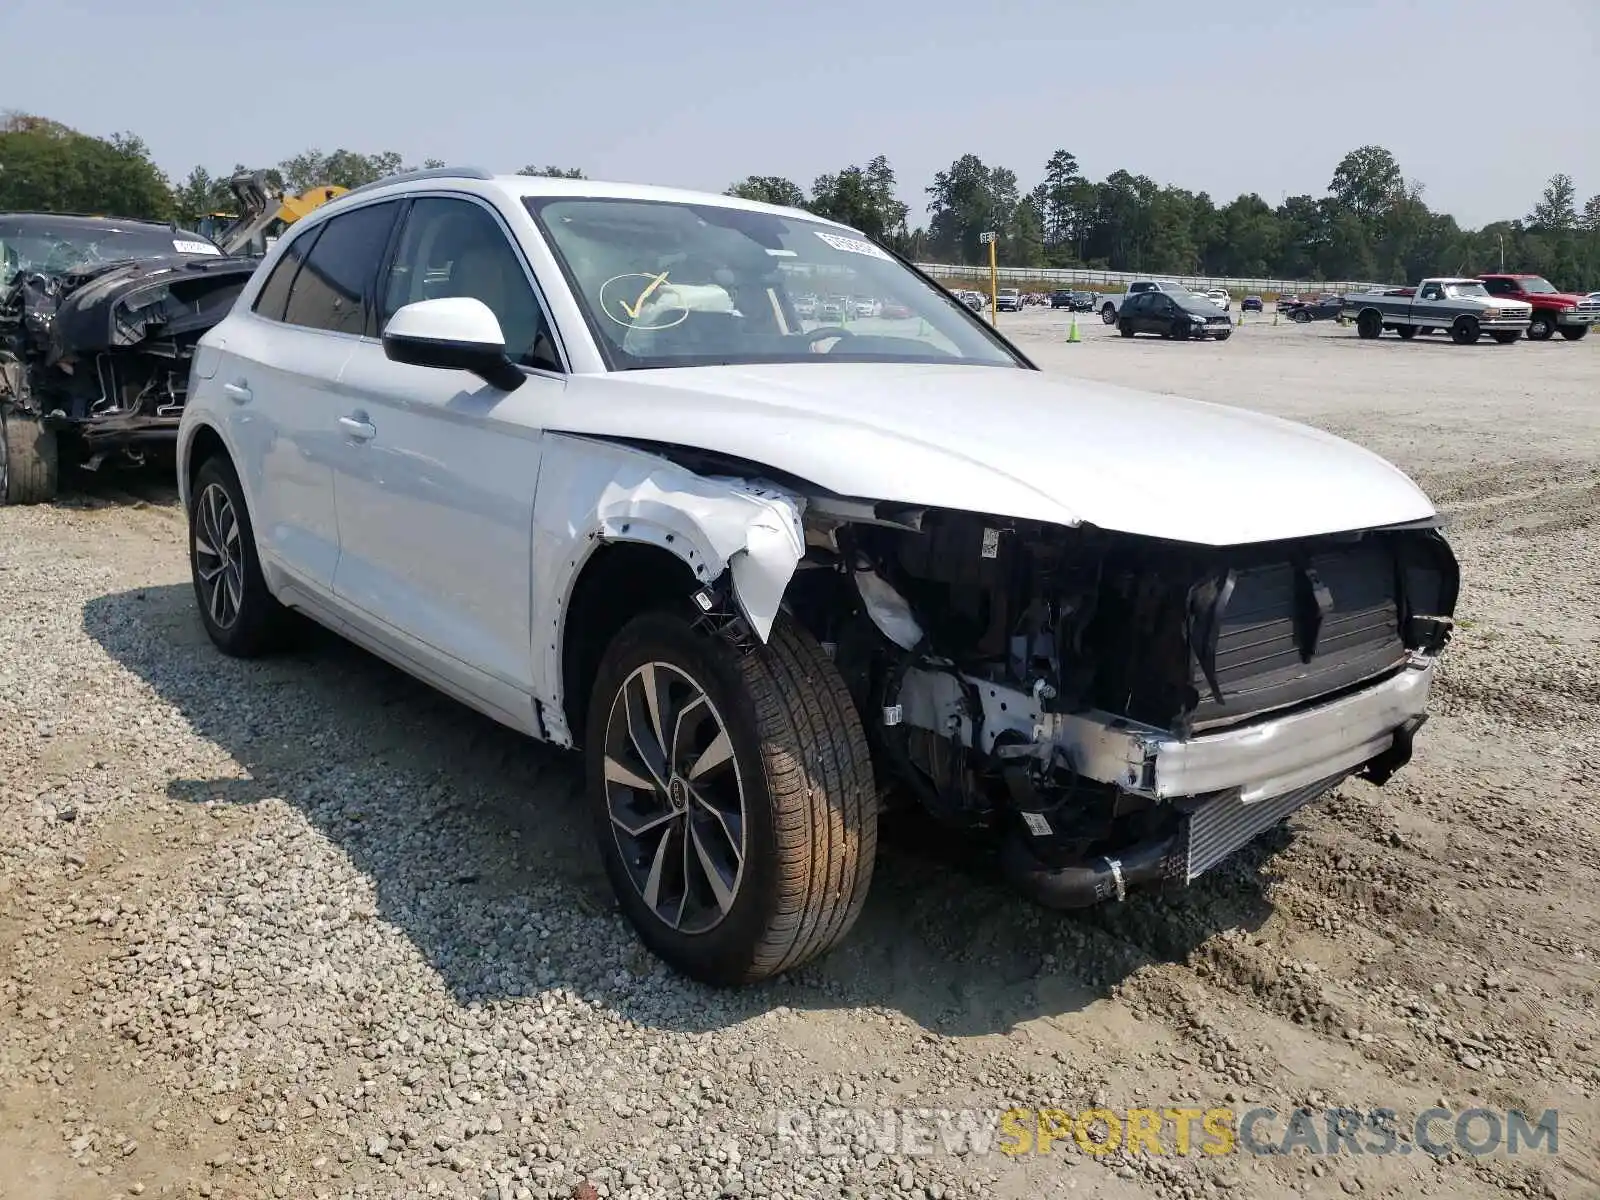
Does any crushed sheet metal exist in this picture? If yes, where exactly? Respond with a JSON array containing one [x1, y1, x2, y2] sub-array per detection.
[[588, 472, 805, 643], [853, 568, 923, 650]]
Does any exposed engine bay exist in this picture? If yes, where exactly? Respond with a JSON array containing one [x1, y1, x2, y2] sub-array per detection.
[[0, 215, 258, 492], [765, 501, 1460, 907]]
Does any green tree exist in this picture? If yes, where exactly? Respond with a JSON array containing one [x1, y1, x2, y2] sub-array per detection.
[[809, 155, 909, 246], [1529, 173, 1578, 229], [277, 148, 405, 191], [517, 164, 586, 179], [1329, 145, 1404, 222], [0, 113, 173, 219], [726, 175, 805, 207]]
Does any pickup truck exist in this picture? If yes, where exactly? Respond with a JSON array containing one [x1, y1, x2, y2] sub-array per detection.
[[1342, 277, 1532, 345], [1477, 274, 1598, 341], [1098, 278, 1194, 324]]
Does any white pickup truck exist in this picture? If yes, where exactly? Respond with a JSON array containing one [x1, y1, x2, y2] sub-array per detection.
[[1098, 279, 1193, 324], [1341, 278, 1533, 345]]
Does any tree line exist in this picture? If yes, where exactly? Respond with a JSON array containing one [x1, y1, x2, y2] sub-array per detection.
[[4, 111, 1599, 289]]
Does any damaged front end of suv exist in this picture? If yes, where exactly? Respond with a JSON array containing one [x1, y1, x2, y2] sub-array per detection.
[[763, 495, 1458, 909], [0, 214, 259, 503]]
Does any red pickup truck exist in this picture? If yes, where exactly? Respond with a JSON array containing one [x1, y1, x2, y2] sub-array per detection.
[[1477, 274, 1598, 341]]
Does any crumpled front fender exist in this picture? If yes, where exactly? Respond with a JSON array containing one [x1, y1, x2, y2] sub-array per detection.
[[531, 434, 807, 743]]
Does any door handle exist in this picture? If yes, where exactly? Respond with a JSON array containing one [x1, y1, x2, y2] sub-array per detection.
[[338, 415, 376, 441], [222, 381, 252, 404]]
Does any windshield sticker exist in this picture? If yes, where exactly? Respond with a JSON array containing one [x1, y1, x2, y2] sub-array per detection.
[[173, 239, 221, 255], [813, 231, 892, 261]]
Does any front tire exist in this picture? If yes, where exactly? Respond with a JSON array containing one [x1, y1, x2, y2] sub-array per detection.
[[1101, 304, 1117, 324], [1118, 319, 1135, 337], [0, 407, 60, 505], [1526, 312, 1556, 341], [586, 611, 877, 986], [1559, 324, 1589, 341], [1451, 316, 1481, 345], [188, 455, 291, 657]]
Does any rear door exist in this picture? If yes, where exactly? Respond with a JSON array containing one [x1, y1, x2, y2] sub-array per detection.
[[211, 200, 400, 592], [329, 193, 566, 720]]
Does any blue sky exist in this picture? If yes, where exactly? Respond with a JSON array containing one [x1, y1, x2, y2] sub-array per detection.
[[5, 0, 1596, 228]]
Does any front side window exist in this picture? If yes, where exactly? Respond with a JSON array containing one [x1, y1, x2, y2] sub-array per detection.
[[522, 196, 1024, 370], [1419, 283, 1443, 300], [1512, 276, 1556, 294], [381, 197, 560, 371], [1442, 282, 1489, 300], [281, 201, 399, 334]]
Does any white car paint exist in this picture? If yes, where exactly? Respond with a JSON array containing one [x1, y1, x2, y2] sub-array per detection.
[[178, 171, 1440, 752]]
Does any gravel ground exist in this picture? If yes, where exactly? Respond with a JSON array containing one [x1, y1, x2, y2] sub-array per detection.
[[3, 317, 1598, 1200]]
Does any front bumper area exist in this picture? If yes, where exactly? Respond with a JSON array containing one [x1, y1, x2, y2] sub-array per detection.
[[1049, 658, 1434, 803], [1556, 307, 1599, 326]]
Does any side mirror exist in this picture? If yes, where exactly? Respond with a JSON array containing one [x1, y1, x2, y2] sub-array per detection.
[[382, 297, 524, 391]]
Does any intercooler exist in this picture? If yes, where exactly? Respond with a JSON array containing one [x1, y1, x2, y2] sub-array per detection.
[[1179, 773, 1344, 883]]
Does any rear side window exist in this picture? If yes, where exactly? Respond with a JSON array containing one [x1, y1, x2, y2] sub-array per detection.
[[251, 226, 319, 321], [281, 201, 400, 334]]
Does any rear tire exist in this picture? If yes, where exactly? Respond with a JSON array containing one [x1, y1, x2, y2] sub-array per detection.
[[188, 454, 292, 657], [1451, 317, 1481, 345], [1558, 324, 1589, 341], [0, 407, 60, 505], [1395, 325, 1417, 340], [1418, 327, 1435, 335], [1118, 319, 1135, 337], [1291, 309, 1312, 324], [585, 611, 877, 986], [1526, 312, 1556, 341], [1356, 310, 1382, 339], [1101, 304, 1117, 324]]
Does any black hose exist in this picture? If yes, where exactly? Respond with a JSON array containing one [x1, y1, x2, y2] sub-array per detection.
[[1000, 828, 1178, 910]]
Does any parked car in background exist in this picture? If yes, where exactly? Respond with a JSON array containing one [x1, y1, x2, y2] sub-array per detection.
[[1276, 294, 1301, 311], [1477, 274, 1597, 341], [794, 294, 817, 318], [1205, 288, 1231, 311], [996, 287, 1023, 313], [1282, 295, 1346, 323], [176, 168, 1458, 987], [879, 299, 913, 319], [1117, 289, 1234, 340], [0, 212, 254, 503], [1342, 278, 1531, 344], [853, 297, 879, 319], [1099, 278, 1192, 323], [1242, 294, 1264, 313], [1049, 290, 1075, 309]]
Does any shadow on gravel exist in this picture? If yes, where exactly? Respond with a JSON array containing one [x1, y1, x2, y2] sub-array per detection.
[[83, 583, 1273, 1038]]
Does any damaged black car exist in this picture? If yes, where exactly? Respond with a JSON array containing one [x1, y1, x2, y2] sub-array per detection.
[[0, 213, 259, 503]]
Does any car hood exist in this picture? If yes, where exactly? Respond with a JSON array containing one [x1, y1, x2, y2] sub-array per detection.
[[550, 363, 1436, 546], [1526, 291, 1588, 306]]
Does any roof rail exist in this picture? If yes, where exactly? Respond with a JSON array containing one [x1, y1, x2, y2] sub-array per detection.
[[339, 165, 495, 199]]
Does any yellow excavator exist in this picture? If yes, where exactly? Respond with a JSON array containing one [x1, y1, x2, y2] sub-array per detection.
[[193, 170, 348, 256]]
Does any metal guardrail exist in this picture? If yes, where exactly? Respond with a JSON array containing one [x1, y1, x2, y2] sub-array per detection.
[[915, 262, 1387, 296]]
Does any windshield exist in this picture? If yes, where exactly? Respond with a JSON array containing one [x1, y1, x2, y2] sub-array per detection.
[[0, 218, 219, 288], [522, 196, 1023, 370], [1443, 282, 1490, 299], [1513, 276, 1557, 294]]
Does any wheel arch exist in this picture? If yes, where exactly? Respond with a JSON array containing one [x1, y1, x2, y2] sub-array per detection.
[[533, 434, 808, 747], [179, 420, 231, 513]]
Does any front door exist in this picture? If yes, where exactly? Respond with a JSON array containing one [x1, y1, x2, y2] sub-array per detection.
[[330, 194, 567, 721]]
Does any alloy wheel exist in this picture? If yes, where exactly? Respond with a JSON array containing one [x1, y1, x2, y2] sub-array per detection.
[[602, 661, 747, 935], [193, 482, 245, 630]]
